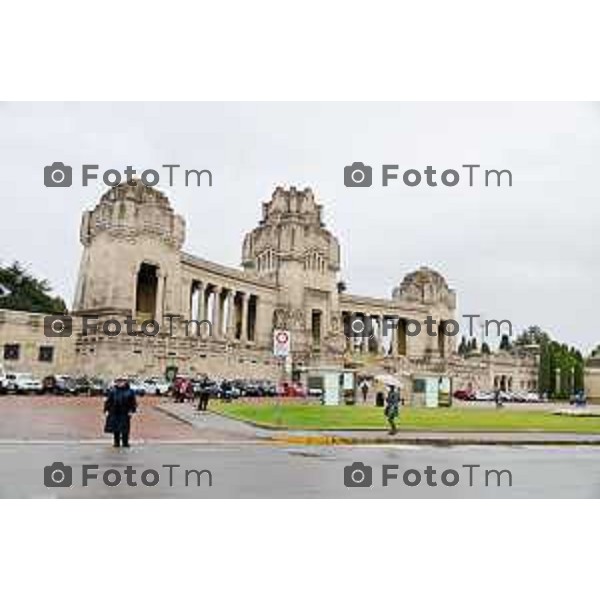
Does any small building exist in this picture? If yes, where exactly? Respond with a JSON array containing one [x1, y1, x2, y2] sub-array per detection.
[[585, 349, 600, 402]]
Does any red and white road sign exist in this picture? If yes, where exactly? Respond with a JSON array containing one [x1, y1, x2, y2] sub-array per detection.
[[273, 329, 291, 357]]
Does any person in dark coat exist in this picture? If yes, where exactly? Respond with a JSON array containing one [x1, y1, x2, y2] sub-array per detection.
[[384, 385, 400, 435], [197, 380, 211, 412], [360, 380, 369, 403], [494, 386, 503, 409], [104, 378, 137, 448]]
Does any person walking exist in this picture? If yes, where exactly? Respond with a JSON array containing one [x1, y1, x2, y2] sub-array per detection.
[[197, 379, 211, 412], [360, 380, 369, 403], [384, 385, 400, 435], [104, 378, 137, 448], [494, 386, 503, 409]]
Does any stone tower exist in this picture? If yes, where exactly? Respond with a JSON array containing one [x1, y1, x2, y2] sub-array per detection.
[[241, 186, 342, 359], [73, 181, 186, 324]]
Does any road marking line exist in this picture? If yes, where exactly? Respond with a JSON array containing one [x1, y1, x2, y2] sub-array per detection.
[[0, 439, 272, 445]]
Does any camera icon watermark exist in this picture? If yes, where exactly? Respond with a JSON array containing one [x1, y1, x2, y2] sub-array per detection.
[[44, 462, 73, 487], [344, 315, 375, 340], [344, 462, 373, 488], [43, 315, 73, 337], [44, 162, 73, 187], [344, 162, 372, 187]]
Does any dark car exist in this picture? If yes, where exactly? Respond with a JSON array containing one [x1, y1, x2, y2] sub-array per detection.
[[42, 375, 58, 394], [453, 389, 475, 401], [89, 377, 107, 396], [232, 379, 248, 397], [262, 381, 278, 397], [218, 379, 240, 401], [244, 380, 261, 397], [43, 375, 79, 396], [74, 376, 93, 396]]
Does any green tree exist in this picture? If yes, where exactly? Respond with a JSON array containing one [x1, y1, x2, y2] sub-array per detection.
[[0, 262, 66, 314], [515, 325, 550, 347], [499, 334, 512, 351], [517, 326, 585, 399]]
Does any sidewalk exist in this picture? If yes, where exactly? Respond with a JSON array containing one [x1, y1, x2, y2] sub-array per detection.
[[154, 402, 274, 442], [155, 402, 600, 446]]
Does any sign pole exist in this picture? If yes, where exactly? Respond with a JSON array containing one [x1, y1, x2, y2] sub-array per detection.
[[273, 329, 291, 429]]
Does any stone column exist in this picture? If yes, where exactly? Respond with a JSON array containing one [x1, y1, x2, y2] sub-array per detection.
[[240, 292, 249, 342], [195, 282, 205, 323], [212, 286, 222, 339], [378, 315, 386, 355], [252, 296, 259, 342], [183, 280, 192, 321], [361, 314, 369, 353], [343, 312, 352, 352], [390, 316, 398, 357], [227, 290, 236, 339]]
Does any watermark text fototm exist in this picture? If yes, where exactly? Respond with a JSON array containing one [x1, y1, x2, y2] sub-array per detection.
[[43, 315, 214, 338], [344, 462, 512, 488], [344, 162, 512, 188], [344, 314, 512, 339], [44, 462, 213, 488], [44, 162, 213, 188]]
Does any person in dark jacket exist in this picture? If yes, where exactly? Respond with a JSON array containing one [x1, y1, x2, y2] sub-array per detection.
[[104, 379, 137, 447], [384, 385, 400, 435], [197, 381, 211, 412]]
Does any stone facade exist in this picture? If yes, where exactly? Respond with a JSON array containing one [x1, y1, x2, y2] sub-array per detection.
[[585, 353, 600, 401], [0, 181, 538, 396]]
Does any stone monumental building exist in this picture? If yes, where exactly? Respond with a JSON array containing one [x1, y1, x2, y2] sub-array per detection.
[[1, 181, 537, 398]]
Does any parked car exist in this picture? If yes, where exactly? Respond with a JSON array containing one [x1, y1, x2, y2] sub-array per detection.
[[261, 381, 278, 397], [106, 377, 145, 395], [88, 377, 107, 396], [10, 373, 43, 394], [453, 389, 475, 401], [307, 384, 324, 398], [0, 364, 7, 395], [73, 376, 93, 396], [142, 378, 170, 396], [279, 382, 307, 398], [218, 379, 241, 401], [128, 379, 147, 396], [43, 375, 79, 395], [243, 380, 262, 397]]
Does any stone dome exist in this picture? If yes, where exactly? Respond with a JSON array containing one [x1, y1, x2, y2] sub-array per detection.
[[392, 266, 455, 308]]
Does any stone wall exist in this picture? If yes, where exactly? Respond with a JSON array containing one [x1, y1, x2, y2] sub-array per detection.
[[0, 310, 75, 377], [585, 358, 600, 401]]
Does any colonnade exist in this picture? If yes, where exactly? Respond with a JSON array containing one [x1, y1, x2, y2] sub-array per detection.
[[188, 281, 258, 342]]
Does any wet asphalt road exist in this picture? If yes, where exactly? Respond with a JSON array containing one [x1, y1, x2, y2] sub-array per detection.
[[2, 442, 600, 498]]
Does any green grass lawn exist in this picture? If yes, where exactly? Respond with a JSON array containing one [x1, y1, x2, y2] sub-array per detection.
[[212, 402, 600, 433]]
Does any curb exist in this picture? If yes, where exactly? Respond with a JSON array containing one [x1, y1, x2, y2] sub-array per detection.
[[156, 405, 600, 447], [152, 403, 198, 426], [271, 434, 600, 446]]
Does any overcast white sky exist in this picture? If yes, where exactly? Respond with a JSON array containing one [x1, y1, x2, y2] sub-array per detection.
[[0, 102, 598, 351]]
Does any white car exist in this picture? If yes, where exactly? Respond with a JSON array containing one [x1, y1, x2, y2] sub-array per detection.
[[10, 373, 43, 394], [128, 379, 147, 396], [143, 378, 170, 396], [526, 391, 542, 403], [0, 364, 7, 394]]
